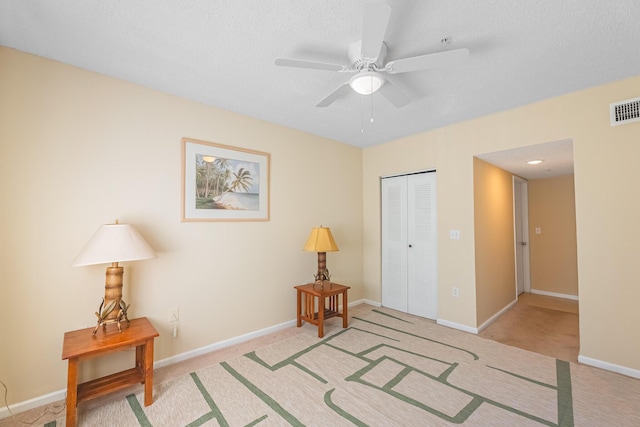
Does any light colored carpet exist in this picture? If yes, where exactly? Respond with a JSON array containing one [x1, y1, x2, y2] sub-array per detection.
[[23, 308, 640, 425], [480, 306, 579, 363]]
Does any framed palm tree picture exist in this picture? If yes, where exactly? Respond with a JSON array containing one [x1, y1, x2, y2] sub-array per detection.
[[181, 138, 270, 221]]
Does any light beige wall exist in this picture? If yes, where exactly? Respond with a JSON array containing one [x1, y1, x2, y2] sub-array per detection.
[[528, 175, 578, 296], [363, 75, 640, 371], [363, 131, 481, 327], [473, 158, 516, 325], [0, 48, 363, 404]]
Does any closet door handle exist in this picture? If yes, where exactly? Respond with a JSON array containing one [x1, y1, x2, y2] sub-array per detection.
[[408, 244, 413, 248]]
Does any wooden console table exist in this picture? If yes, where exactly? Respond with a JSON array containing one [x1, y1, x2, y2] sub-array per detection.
[[61, 317, 159, 426], [294, 282, 350, 337]]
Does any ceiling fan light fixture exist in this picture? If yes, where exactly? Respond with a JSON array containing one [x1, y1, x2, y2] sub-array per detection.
[[349, 71, 384, 95]]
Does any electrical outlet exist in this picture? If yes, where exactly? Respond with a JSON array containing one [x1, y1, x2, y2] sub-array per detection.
[[452, 287, 459, 297], [169, 307, 179, 323]]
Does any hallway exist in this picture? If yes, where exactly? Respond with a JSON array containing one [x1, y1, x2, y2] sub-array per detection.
[[478, 293, 580, 363]]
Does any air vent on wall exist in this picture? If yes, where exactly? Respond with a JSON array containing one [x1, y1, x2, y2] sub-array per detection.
[[610, 97, 640, 126]]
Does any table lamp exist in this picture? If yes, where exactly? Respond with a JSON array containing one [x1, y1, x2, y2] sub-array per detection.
[[303, 226, 339, 283], [73, 220, 157, 334]]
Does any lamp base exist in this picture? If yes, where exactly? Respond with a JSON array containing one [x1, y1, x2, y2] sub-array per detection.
[[313, 270, 330, 281], [92, 298, 130, 335], [92, 310, 130, 335], [92, 264, 131, 335], [314, 251, 332, 282]]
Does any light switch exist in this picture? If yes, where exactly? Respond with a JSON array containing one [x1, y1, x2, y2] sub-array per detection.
[[449, 230, 461, 240], [535, 227, 541, 235]]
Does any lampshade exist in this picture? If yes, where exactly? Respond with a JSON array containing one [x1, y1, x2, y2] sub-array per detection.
[[73, 223, 157, 266], [304, 226, 339, 253], [349, 71, 384, 95]]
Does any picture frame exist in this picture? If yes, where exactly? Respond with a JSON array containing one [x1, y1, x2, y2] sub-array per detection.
[[181, 137, 270, 221]]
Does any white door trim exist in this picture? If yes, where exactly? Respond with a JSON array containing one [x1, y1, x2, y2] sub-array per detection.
[[513, 176, 531, 295]]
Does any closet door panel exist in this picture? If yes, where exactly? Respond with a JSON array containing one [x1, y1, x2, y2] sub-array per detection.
[[381, 176, 408, 312], [407, 173, 438, 319]]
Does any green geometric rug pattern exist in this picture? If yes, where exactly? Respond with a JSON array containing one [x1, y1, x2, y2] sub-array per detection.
[[50, 308, 640, 426]]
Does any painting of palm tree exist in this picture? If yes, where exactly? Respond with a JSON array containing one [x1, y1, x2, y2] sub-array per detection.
[[182, 138, 270, 221], [195, 155, 260, 211]]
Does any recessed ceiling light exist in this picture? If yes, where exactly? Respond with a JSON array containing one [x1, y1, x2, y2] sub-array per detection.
[[527, 159, 543, 165]]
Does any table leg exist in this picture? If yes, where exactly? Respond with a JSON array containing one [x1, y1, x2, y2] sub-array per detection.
[[318, 294, 325, 338], [143, 339, 154, 406], [135, 344, 143, 373], [342, 290, 348, 328], [66, 357, 78, 427], [296, 289, 302, 327]]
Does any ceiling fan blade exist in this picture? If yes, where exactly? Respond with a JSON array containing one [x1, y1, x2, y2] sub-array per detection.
[[316, 83, 351, 107], [385, 48, 470, 74], [378, 81, 411, 108], [275, 58, 347, 72], [361, 2, 391, 60]]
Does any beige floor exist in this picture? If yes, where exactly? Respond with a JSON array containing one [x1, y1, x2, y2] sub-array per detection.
[[479, 292, 580, 363], [2, 297, 578, 426]]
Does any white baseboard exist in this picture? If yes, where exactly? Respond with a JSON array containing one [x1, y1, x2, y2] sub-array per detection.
[[578, 355, 640, 379], [0, 388, 66, 420], [477, 299, 518, 333], [154, 318, 297, 369], [436, 318, 478, 334], [530, 289, 579, 301], [157, 298, 370, 369], [360, 299, 381, 307], [1, 298, 374, 419]]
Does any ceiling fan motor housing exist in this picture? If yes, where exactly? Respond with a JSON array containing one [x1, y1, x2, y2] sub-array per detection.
[[349, 40, 387, 70]]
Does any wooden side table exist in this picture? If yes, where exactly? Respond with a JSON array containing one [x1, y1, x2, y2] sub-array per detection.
[[294, 282, 350, 337], [61, 317, 159, 426]]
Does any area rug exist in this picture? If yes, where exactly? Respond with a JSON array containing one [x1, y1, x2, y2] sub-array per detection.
[[49, 308, 640, 426]]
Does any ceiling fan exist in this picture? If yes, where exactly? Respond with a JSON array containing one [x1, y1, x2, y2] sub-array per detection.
[[275, 2, 469, 108]]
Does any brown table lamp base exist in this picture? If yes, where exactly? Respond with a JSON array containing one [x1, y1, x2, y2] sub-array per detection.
[[92, 264, 131, 335]]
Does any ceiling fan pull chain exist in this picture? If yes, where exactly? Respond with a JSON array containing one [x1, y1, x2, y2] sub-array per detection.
[[370, 89, 375, 123]]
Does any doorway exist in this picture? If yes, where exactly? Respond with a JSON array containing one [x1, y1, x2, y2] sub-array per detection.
[[476, 139, 577, 302], [475, 139, 579, 360]]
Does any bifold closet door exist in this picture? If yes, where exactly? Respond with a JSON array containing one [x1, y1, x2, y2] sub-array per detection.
[[381, 176, 408, 312], [382, 172, 437, 319]]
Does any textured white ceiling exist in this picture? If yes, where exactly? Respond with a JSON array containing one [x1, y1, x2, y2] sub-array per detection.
[[477, 139, 574, 180], [1, 1, 638, 153]]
